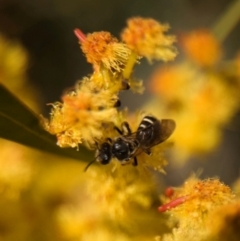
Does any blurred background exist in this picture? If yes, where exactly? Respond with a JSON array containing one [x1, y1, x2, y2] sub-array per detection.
[[0, 0, 240, 185]]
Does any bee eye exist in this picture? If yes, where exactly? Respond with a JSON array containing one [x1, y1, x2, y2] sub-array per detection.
[[100, 154, 111, 165], [97, 142, 112, 165]]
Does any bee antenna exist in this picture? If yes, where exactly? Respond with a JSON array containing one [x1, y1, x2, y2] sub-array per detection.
[[84, 159, 96, 172], [83, 140, 100, 172], [84, 152, 101, 172]]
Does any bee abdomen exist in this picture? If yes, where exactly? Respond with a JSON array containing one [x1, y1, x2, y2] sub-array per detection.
[[138, 116, 157, 130]]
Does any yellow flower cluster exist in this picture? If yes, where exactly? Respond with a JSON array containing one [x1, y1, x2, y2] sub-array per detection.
[[121, 17, 177, 63], [42, 76, 119, 148], [159, 176, 236, 241], [2, 13, 240, 241], [149, 29, 240, 160], [86, 166, 155, 219], [79, 30, 131, 73], [38, 20, 179, 240], [54, 163, 165, 241], [43, 17, 177, 164]]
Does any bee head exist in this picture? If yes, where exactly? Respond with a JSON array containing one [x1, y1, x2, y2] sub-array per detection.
[[97, 142, 112, 165], [84, 141, 112, 172]]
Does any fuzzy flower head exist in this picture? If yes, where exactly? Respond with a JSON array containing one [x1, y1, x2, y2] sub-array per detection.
[[41, 102, 82, 148], [121, 17, 177, 62], [159, 177, 235, 241], [54, 163, 165, 241], [159, 177, 235, 222], [86, 166, 155, 220], [75, 29, 131, 73], [42, 78, 118, 148], [180, 29, 222, 67]]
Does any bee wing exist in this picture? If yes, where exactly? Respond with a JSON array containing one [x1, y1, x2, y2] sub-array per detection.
[[158, 119, 176, 142], [145, 119, 176, 148], [121, 131, 138, 139]]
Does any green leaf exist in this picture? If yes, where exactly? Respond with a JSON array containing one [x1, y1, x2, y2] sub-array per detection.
[[0, 84, 93, 161]]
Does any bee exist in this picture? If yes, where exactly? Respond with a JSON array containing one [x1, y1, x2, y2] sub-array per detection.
[[84, 115, 176, 171], [84, 123, 136, 171], [112, 115, 176, 166]]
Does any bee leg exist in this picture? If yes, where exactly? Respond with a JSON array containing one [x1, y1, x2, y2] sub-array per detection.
[[114, 126, 123, 135], [144, 149, 152, 156], [132, 157, 138, 166], [106, 137, 113, 143], [114, 121, 132, 135], [121, 121, 132, 135]]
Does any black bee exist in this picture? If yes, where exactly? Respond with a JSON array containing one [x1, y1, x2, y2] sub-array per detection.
[[112, 116, 176, 166], [84, 123, 136, 171], [84, 115, 176, 171]]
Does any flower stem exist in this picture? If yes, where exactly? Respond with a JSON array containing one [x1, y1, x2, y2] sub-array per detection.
[[100, 67, 111, 86], [212, 0, 240, 42], [123, 51, 138, 79]]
